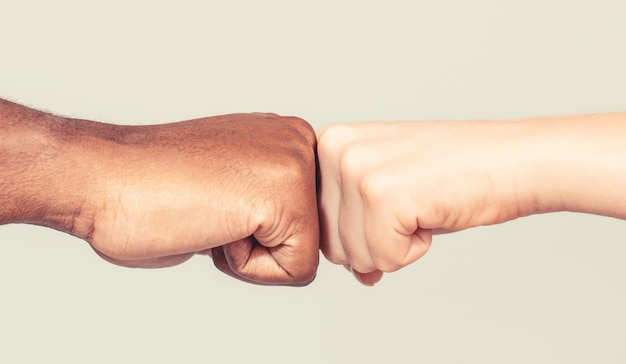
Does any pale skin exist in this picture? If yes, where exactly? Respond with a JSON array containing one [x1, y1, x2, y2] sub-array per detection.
[[317, 113, 626, 285], [0, 99, 319, 286]]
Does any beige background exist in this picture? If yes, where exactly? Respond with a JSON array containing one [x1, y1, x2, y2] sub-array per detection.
[[1, 1, 625, 363]]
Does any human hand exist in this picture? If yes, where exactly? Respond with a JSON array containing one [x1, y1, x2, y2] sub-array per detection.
[[316, 120, 533, 285], [26, 112, 319, 286]]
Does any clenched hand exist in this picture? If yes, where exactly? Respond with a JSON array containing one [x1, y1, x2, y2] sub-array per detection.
[[0, 101, 318, 286]]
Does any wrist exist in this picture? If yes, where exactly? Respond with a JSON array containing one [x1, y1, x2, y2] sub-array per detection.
[[486, 117, 569, 221], [460, 120, 542, 225]]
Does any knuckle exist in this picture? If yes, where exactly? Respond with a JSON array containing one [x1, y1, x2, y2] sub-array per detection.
[[257, 153, 310, 190], [359, 172, 394, 204], [338, 142, 373, 182], [291, 116, 316, 142], [281, 116, 317, 147], [316, 124, 358, 157]]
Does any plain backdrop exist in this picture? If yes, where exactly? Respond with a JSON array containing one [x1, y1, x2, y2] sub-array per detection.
[[1, 1, 625, 363]]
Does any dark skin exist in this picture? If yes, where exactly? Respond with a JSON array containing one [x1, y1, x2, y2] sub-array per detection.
[[0, 99, 319, 285]]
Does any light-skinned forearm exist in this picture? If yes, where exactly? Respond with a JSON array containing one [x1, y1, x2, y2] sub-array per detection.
[[514, 113, 626, 220], [317, 112, 626, 284]]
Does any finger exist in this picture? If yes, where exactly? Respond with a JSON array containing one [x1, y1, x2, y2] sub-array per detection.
[[343, 265, 383, 286], [210, 245, 259, 285], [367, 224, 432, 272], [353, 270, 384, 286], [318, 169, 347, 265], [222, 236, 318, 286], [197, 248, 213, 257], [432, 228, 462, 234], [338, 190, 375, 272], [317, 134, 348, 265], [362, 177, 432, 272], [337, 144, 377, 273], [253, 207, 320, 285], [246, 158, 320, 285]]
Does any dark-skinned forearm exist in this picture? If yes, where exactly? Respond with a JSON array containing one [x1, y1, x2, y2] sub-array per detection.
[[0, 99, 97, 235]]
